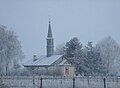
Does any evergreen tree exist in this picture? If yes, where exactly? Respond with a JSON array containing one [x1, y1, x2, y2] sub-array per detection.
[[64, 37, 82, 57], [85, 42, 105, 76], [64, 37, 87, 75]]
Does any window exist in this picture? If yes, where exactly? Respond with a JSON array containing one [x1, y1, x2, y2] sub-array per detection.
[[65, 67, 69, 75]]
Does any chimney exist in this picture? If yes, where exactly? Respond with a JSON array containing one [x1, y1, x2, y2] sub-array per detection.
[[33, 55, 37, 61]]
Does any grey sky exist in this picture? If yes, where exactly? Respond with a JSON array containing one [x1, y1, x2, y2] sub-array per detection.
[[0, 0, 120, 60]]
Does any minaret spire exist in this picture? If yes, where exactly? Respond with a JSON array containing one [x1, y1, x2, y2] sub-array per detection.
[[47, 18, 54, 57], [47, 18, 52, 37]]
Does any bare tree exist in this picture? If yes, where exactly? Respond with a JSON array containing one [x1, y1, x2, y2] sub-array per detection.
[[96, 36, 120, 76], [0, 25, 24, 75], [55, 43, 65, 55]]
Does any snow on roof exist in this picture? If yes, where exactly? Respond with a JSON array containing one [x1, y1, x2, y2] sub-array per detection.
[[59, 59, 67, 65], [23, 55, 63, 67]]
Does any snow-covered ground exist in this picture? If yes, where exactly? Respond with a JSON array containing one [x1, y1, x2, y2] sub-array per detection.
[[0, 76, 120, 88]]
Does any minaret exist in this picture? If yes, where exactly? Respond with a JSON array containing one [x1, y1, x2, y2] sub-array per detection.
[[47, 18, 54, 57]]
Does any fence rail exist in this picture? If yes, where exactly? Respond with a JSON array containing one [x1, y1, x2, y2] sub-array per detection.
[[0, 76, 120, 88]]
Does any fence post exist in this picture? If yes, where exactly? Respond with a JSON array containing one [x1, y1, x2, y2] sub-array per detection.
[[73, 77, 75, 88], [0, 75, 3, 84], [103, 78, 106, 88], [33, 76, 35, 88], [40, 77, 43, 88]]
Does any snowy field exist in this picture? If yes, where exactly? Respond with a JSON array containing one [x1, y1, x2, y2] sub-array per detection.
[[0, 76, 120, 88]]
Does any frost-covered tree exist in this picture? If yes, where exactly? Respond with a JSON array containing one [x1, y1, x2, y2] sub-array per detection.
[[0, 25, 24, 75], [64, 37, 87, 75], [96, 36, 120, 76], [85, 42, 105, 76], [85, 42, 94, 75], [64, 37, 82, 57], [55, 43, 65, 55]]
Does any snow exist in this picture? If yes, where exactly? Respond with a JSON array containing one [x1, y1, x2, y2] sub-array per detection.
[[23, 55, 63, 66], [59, 59, 68, 65]]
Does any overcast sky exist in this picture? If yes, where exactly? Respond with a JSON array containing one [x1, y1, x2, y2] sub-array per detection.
[[0, 0, 120, 61]]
